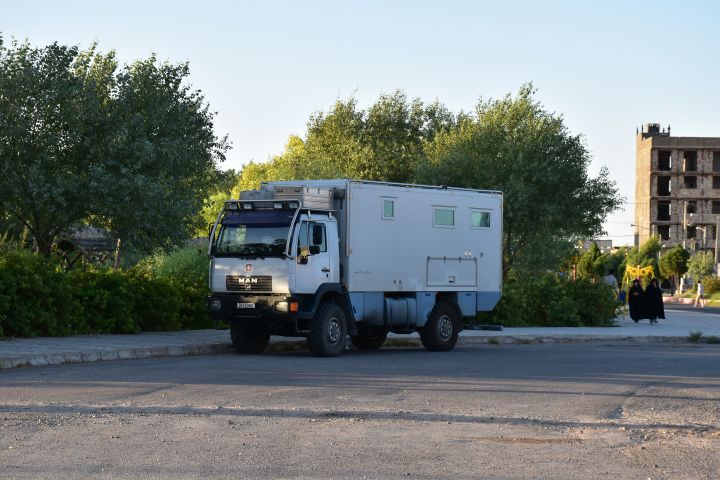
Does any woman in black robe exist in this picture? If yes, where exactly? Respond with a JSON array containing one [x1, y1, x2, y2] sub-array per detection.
[[628, 278, 644, 322], [645, 278, 665, 324]]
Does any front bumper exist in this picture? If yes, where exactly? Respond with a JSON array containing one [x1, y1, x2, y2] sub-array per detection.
[[207, 293, 303, 334]]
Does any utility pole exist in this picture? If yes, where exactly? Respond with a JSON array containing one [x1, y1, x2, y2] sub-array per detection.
[[715, 216, 720, 276], [683, 200, 687, 250]]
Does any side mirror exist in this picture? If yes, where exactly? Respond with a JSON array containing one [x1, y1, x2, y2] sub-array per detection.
[[298, 247, 310, 265], [309, 245, 320, 255], [208, 223, 214, 240]]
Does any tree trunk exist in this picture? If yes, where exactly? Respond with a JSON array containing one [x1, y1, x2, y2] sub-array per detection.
[[113, 238, 122, 271], [35, 234, 53, 256]]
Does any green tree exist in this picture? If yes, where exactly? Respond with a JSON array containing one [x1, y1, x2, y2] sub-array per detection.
[[0, 39, 227, 255], [577, 242, 601, 279], [232, 91, 459, 190], [418, 84, 621, 275], [622, 236, 662, 287], [659, 245, 690, 292], [687, 251, 714, 281]]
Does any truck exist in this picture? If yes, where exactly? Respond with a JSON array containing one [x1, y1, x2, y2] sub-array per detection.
[[207, 179, 503, 356]]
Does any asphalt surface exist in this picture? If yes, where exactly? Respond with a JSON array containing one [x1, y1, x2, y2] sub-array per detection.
[[1, 343, 719, 479]]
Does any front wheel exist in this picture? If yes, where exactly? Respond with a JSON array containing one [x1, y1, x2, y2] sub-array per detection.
[[419, 303, 460, 352], [308, 303, 347, 357]]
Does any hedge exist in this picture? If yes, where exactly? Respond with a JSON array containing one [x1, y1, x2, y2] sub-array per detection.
[[0, 248, 212, 338], [477, 274, 618, 327]]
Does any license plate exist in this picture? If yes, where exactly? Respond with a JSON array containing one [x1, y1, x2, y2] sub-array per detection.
[[236, 303, 255, 309]]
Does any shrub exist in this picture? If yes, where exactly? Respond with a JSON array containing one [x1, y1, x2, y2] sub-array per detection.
[[0, 247, 213, 338], [477, 274, 617, 327], [137, 246, 208, 285], [68, 269, 138, 334], [0, 250, 81, 337], [701, 277, 720, 295], [688, 331, 703, 343]]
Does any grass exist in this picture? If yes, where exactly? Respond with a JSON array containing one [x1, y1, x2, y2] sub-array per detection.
[[688, 331, 704, 343], [487, 337, 501, 345]]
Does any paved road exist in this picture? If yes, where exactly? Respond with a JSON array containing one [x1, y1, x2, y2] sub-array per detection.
[[1, 343, 718, 479]]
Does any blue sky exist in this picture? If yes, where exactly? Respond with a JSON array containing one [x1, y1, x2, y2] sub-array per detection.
[[3, 0, 719, 244]]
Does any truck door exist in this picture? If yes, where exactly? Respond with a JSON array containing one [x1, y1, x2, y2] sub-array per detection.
[[294, 220, 338, 294]]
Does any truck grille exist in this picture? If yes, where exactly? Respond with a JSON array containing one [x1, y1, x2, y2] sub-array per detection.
[[226, 275, 273, 292]]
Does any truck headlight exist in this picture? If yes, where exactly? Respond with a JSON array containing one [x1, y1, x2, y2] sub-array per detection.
[[274, 301, 298, 313], [209, 298, 222, 311]]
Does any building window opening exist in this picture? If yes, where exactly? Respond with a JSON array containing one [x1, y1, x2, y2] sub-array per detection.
[[684, 151, 697, 172], [657, 176, 671, 196], [686, 226, 697, 239], [684, 176, 697, 189], [657, 225, 670, 240], [713, 176, 720, 189], [687, 201, 697, 214], [657, 201, 671, 221], [712, 201, 720, 215], [658, 151, 672, 171], [713, 152, 720, 172]]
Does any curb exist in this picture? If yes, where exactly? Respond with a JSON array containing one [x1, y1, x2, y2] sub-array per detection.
[[0, 343, 233, 370], [0, 334, 702, 371]]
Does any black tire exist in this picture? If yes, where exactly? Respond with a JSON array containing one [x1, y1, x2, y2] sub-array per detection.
[[419, 303, 460, 352], [308, 303, 347, 357], [230, 323, 270, 353], [351, 324, 388, 350]]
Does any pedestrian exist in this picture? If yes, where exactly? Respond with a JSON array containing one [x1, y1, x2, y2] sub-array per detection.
[[628, 278, 645, 323], [645, 278, 665, 324], [603, 269, 619, 294], [695, 280, 706, 308]]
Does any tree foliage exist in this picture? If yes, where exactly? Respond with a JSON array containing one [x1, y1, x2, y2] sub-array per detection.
[[577, 242, 602, 279], [232, 91, 459, 194], [687, 251, 714, 281], [659, 245, 690, 290], [417, 84, 621, 274], [0, 38, 228, 255]]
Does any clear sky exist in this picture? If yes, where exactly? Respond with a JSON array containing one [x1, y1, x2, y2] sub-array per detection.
[[3, 0, 719, 244]]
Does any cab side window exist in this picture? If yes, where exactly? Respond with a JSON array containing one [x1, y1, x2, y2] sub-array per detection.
[[297, 222, 326, 255]]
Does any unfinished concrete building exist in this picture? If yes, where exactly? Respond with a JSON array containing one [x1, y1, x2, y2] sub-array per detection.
[[635, 124, 720, 251]]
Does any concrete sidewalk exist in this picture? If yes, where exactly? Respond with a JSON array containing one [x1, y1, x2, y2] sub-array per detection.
[[1, 307, 719, 370]]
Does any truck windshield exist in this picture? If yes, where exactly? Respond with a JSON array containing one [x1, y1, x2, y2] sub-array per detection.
[[215, 210, 293, 257]]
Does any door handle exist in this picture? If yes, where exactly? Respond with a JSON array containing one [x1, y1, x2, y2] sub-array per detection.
[[321, 267, 330, 272]]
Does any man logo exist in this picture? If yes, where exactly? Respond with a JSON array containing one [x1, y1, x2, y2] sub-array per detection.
[[245, 264, 252, 272]]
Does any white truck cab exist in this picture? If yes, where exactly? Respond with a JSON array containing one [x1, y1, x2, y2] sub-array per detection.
[[208, 180, 503, 356]]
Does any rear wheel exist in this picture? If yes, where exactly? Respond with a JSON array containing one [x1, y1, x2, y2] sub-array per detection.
[[419, 303, 460, 352], [230, 323, 270, 353], [308, 303, 347, 357], [351, 325, 388, 350]]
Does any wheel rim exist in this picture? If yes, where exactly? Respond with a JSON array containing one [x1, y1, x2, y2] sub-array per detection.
[[438, 315, 453, 340], [328, 317, 341, 344]]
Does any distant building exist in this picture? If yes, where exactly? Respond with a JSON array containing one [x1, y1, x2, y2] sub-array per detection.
[[634, 123, 720, 251], [581, 239, 613, 253]]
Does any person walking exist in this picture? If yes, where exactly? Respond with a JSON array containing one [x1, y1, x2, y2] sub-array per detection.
[[603, 269, 619, 295], [695, 280, 706, 308], [646, 278, 665, 324], [628, 278, 645, 323]]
